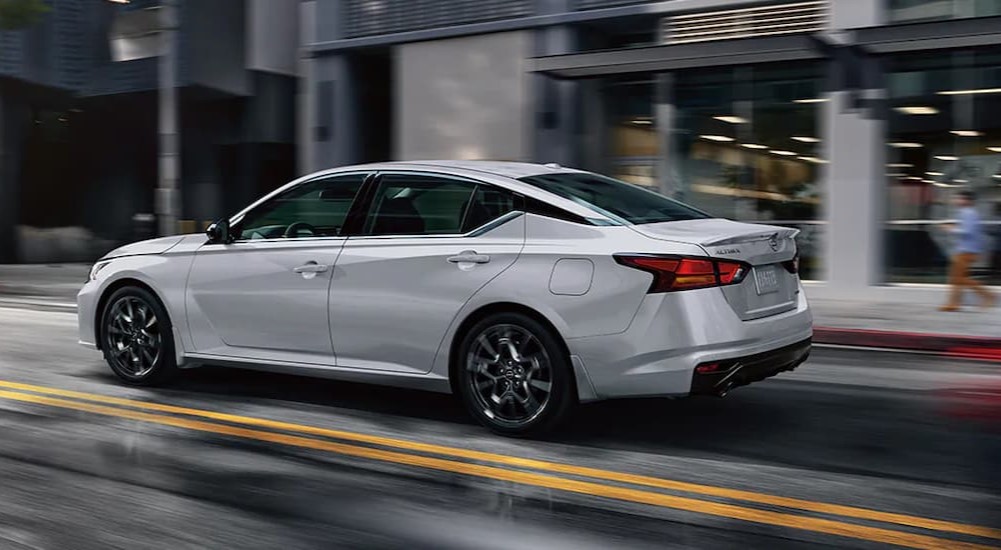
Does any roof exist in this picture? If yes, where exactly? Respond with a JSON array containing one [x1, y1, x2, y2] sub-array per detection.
[[368, 160, 578, 179]]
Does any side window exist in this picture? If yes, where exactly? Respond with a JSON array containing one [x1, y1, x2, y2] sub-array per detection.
[[363, 174, 477, 236], [236, 174, 365, 240], [461, 185, 519, 232]]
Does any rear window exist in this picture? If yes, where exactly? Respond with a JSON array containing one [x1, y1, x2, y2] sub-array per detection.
[[518, 173, 709, 225]]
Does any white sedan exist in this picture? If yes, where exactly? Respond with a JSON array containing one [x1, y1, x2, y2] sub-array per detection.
[[78, 161, 812, 434]]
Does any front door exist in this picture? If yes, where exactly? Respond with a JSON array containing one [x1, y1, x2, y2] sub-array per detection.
[[185, 172, 367, 364], [328, 172, 525, 374]]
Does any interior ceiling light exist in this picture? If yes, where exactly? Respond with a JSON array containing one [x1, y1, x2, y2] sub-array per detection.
[[888, 142, 922, 148], [887, 163, 912, 168], [926, 171, 944, 176], [798, 156, 827, 164], [987, 147, 1001, 153], [714, 116, 749, 124], [740, 143, 768, 149], [935, 155, 960, 161], [700, 135, 735, 142], [631, 118, 653, 125], [938, 88, 1001, 96], [793, 98, 828, 104], [792, 136, 821, 143], [950, 130, 983, 137], [770, 150, 797, 156], [895, 106, 939, 115]]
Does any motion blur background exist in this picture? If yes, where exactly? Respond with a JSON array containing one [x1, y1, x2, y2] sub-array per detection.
[[3, 0, 1001, 297]]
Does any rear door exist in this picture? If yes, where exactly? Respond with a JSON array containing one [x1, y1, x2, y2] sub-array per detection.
[[631, 219, 800, 320], [328, 172, 525, 374]]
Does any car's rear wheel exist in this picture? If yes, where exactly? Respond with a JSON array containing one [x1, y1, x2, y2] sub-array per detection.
[[456, 312, 575, 435], [101, 286, 177, 386]]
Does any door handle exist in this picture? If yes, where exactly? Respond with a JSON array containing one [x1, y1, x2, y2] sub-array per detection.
[[447, 251, 490, 264], [293, 262, 329, 274]]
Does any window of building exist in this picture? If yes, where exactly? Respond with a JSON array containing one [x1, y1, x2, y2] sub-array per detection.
[[885, 48, 1001, 284], [363, 174, 478, 236], [888, 0, 1001, 23], [237, 174, 366, 240], [606, 80, 658, 188], [670, 63, 826, 280]]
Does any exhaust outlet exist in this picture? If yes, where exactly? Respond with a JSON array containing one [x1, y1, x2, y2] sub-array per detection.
[[716, 381, 734, 398]]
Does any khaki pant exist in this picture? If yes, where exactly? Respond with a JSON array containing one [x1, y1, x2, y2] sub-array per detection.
[[944, 253, 996, 308]]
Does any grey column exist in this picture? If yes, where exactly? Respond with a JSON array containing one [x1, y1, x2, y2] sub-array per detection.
[[312, 54, 358, 170], [823, 0, 885, 290], [156, 0, 181, 237], [824, 86, 886, 289], [307, 1, 356, 170], [655, 73, 679, 198], [532, 0, 577, 166], [298, 1, 318, 174]]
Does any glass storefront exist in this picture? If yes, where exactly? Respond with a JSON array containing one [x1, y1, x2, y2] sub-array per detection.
[[885, 49, 1001, 284], [888, 0, 1001, 23], [606, 80, 657, 188], [673, 64, 825, 280], [606, 64, 825, 280]]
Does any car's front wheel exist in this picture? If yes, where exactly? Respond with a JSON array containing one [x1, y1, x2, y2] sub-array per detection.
[[100, 286, 177, 386], [456, 312, 575, 436]]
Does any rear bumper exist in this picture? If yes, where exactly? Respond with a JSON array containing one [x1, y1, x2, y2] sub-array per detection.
[[689, 338, 811, 396], [566, 282, 812, 399]]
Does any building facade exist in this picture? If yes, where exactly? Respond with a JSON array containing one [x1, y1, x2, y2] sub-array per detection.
[[303, 0, 1001, 300], [0, 0, 300, 263]]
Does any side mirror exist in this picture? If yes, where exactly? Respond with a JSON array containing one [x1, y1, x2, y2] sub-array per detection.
[[206, 219, 231, 244]]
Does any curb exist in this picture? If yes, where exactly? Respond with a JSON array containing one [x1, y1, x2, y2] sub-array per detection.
[[814, 327, 1001, 361], [0, 297, 78, 313]]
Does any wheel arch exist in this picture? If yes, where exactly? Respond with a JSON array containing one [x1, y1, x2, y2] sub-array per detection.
[[94, 277, 171, 349], [447, 302, 575, 395]]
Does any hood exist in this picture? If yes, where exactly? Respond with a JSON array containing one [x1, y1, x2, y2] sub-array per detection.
[[102, 235, 187, 260]]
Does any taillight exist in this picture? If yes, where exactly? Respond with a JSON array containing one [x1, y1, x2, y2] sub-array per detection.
[[614, 255, 749, 293], [782, 253, 800, 275]]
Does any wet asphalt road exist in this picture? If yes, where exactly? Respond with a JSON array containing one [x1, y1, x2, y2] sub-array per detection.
[[0, 304, 1000, 549]]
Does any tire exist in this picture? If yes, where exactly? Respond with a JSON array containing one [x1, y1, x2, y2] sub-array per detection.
[[456, 312, 575, 436], [100, 286, 178, 386]]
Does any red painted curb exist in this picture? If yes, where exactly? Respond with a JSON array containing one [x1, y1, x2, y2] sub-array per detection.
[[814, 327, 1001, 361]]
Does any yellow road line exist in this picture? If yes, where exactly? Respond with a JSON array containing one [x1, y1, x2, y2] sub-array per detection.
[[2, 380, 997, 541], [3, 380, 999, 542], [0, 388, 990, 550]]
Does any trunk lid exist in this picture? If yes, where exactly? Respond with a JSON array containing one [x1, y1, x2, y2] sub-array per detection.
[[630, 219, 800, 321]]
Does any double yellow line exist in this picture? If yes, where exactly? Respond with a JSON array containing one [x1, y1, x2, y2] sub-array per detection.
[[0, 379, 996, 549]]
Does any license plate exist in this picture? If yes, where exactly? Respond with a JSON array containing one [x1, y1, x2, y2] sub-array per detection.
[[754, 266, 780, 295]]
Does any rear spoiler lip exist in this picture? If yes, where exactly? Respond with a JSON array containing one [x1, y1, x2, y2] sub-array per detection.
[[701, 227, 800, 248]]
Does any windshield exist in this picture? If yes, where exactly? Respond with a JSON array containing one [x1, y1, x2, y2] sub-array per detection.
[[519, 173, 710, 225]]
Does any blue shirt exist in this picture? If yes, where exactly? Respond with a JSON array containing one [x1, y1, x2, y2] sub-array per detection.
[[956, 206, 985, 255]]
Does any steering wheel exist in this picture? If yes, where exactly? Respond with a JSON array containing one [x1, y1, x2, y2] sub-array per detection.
[[283, 222, 317, 238]]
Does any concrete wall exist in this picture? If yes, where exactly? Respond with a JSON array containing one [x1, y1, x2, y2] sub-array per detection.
[[395, 31, 531, 161], [247, 0, 300, 77]]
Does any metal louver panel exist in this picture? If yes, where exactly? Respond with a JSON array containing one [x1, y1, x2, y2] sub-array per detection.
[[664, 1, 828, 45]]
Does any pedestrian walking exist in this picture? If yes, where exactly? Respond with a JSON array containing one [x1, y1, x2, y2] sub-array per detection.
[[940, 190, 997, 311]]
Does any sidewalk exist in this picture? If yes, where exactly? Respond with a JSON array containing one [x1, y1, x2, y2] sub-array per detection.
[[1, 264, 999, 359], [0, 264, 87, 310], [810, 298, 1001, 360]]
